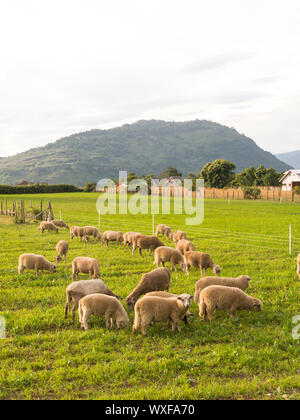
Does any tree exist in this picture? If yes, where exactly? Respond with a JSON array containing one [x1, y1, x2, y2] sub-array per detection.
[[200, 159, 236, 188], [159, 166, 182, 179], [235, 166, 256, 187]]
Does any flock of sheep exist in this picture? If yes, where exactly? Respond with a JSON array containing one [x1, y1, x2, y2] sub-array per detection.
[[17, 220, 300, 336]]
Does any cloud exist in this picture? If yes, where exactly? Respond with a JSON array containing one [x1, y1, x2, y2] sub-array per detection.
[[185, 52, 253, 73]]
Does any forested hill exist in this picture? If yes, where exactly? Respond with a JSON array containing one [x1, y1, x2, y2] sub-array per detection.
[[0, 119, 290, 185]]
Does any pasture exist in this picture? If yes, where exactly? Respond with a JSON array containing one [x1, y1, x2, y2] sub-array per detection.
[[0, 193, 299, 400]]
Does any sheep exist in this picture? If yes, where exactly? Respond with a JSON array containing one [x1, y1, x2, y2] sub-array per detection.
[[102, 231, 124, 246], [194, 275, 251, 304], [154, 246, 185, 271], [65, 279, 120, 322], [51, 220, 70, 230], [297, 254, 300, 279], [176, 239, 196, 255], [55, 240, 69, 264], [184, 251, 221, 277], [72, 257, 100, 280], [18, 253, 57, 275], [132, 294, 193, 335], [126, 267, 171, 310], [199, 285, 262, 321], [173, 231, 187, 244], [37, 221, 58, 234], [132, 235, 165, 256], [123, 232, 142, 249], [155, 224, 173, 240], [70, 226, 88, 242], [145, 291, 193, 325], [84, 226, 101, 242], [79, 294, 129, 331]]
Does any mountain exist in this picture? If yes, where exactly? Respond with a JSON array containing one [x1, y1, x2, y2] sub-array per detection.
[[0, 119, 291, 186], [276, 150, 300, 169]]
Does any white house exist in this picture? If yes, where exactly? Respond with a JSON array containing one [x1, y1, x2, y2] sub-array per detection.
[[280, 170, 300, 191]]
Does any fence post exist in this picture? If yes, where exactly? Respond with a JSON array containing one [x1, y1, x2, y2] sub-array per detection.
[[289, 224, 292, 255]]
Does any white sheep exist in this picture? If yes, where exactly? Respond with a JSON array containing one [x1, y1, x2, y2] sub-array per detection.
[[18, 253, 57, 275], [65, 279, 120, 322], [79, 294, 129, 330], [176, 239, 195, 255], [51, 220, 70, 230], [154, 246, 185, 271], [132, 235, 165, 256], [184, 251, 221, 277], [72, 257, 100, 280], [132, 294, 193, 335], [83, 226, 101, 242], [70, 226, 88, 242], [155, 224, 173, 240], [126, 267, 171, 309], [55, 240, 69, 264], [173, 231, 187, 244], [37, 221, 58, 234], [123, 232, 142, 249], [194, 275, 251, 304], [199, 285, 262, 321], [102, 231, 124, 246]]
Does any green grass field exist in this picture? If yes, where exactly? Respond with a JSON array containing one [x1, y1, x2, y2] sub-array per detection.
[[0, 193, 299, 400]]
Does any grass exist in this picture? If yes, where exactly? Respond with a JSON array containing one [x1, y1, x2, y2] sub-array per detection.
[[0, 193, 299, 400]]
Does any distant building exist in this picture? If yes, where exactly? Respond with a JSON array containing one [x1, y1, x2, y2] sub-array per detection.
[[280, 170, 300, 191], [18, 181, 31, 186]]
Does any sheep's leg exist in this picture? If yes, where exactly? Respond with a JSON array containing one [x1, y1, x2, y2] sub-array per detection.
[[206, 308, 215, 321], [105, 312, 112, 329], [18, 265, 25, 275], [229, 306, 238, 320], [199, 301, 207, 320], [185, 264, 190, 276], [297, 262, 300, 279], [64, 255, 67, 263], [139, 248, 143, 256], [72, 299, 79, 323]]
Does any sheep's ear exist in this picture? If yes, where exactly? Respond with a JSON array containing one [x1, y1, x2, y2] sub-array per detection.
[[177, 296, 183, 301], [190, 296, 194, 300]]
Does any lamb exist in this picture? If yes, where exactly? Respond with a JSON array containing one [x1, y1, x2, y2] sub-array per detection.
[[55, 240, 69, 264], [72, 257, 100, 280], [184, 251, 221, 276], [173, 231, 187, 244], [123, 232, 142, 249], [145, 291, 193, 325], [79, 294, 129, 331], [84, 226, 102, 242], [102, 231, 124, 246], [65, 279, 120, 322], [155, 224, 173, 240], [70, 226, 88, 242], [297, 254, 300, 279], [51, 220, 70, 230], [154, 246, 185, 271], [126, 267, 171, 309], [37, 221, 58, 234], [18, 253, 57, 275], [176, 239, 196, 255], [194, 275, 251, 304], [132, 294, 193, 335], [199, 285, 262, 321], [132, 235, 165, 256]]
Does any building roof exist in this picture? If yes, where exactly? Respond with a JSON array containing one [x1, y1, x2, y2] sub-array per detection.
[[280, 170, 300, 183]]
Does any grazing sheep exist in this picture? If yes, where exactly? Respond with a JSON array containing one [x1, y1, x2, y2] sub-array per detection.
[[194, 275, 251, 304], [123, 232, 142, 249], [126, 267, 171, 310], [84, 226, 101, 242], [55, 240, 69, 264], [65, 279, 120, 322], [72, 257, 100, 280], [173, 231, 187, 244], [37, 221, 58, 234], [145, 291, 193, 325], [132, 235, 165, 256], [184, 251, 221, 277], [199, 285, 262, 321], [154, 246, 185, 271], [51, 220, 70, 230], [102, 231, 124, 246], [132, 294, 193, 335], [79, 294, 129, 331], [18, 253, 57, 275], [70, 226, 88, 242], [297, 254, 300, 279], [176, 239, 196, 255], [155, 224, 173, 240]]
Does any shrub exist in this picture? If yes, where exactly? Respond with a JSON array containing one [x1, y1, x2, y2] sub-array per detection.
[[0, 184, 82, 195], [294, 186, 300, 195], [242, 187, 261, 200]]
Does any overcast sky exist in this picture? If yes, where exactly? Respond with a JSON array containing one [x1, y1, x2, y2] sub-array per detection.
[[1, 0, 300, 157]]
